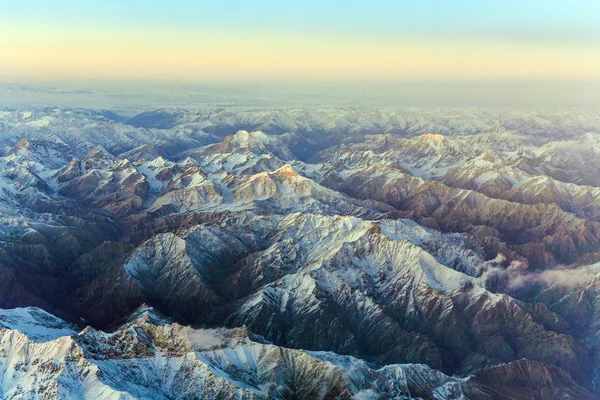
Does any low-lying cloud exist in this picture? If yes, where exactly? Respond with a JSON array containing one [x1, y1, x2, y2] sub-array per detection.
[[481, 254, 597, 289]]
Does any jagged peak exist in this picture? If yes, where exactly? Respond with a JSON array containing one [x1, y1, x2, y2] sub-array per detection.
[[84, 146, 114, 160], [10, 137, 68, 153], [272, 163, 299, 177], [180, 164, 205, 176], [234, 129, 267, 139], [227, 130, 269, 147], [179, 156, 198, 167], [234, 129, 250, 137], [150, 156, 166, 166], [113, 159, 133, 171], [477, 151, 502, 163], [119, 143, 163, 161], [14, 137, 31, 148], [417, 133, 445, 141], [125, 304, 171, 327]]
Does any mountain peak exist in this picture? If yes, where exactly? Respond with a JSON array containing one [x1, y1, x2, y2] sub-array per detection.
[[125, 304, 171, 327], [478, 151, 501, 163], [14, 137, 31, 149], [418, 133, 445, 141], [120, 144, 163, 162], [273, 163, 298, 177], [84, 146, 112, 160], [229, 130, 269, 148]]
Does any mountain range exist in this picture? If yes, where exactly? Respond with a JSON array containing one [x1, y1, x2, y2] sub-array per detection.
[[1, 107, 599, 399]]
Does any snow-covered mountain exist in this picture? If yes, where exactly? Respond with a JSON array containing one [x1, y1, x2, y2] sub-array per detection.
[[1, 106, 600, 399], [0, 306, 594, 399]]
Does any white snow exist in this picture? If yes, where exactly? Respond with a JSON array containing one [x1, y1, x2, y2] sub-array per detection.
[[0, 307, 77, 342]]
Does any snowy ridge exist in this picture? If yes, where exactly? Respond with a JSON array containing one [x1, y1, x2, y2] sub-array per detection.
[[0, 306, 472, 399]]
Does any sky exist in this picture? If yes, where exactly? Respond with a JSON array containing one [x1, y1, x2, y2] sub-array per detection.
[[1, 0, 599, 84], [0, 1, 599, 109]]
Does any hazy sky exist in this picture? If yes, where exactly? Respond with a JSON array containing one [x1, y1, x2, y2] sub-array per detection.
[[1, 1, 599, 84]]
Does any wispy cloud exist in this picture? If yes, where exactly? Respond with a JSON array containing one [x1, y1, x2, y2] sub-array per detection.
[[481, 254, 597, 289]]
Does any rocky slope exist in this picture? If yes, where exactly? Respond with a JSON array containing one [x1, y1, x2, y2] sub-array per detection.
[[0, 307, 595, 400]]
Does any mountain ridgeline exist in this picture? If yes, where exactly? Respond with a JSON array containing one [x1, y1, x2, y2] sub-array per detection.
[[0, 107, 599, 399]]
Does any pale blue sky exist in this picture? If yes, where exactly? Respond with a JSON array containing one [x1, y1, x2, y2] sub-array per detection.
[[1, 1, 599, 84], [3, 0, 600, 41]]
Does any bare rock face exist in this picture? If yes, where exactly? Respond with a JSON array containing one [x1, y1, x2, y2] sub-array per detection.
[[465, 360, 596, 400]]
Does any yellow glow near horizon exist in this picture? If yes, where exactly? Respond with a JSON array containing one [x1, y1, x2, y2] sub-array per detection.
[[1, 24, 599, 82]]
